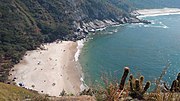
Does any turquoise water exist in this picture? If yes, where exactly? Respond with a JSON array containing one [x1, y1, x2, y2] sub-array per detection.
[[79, 14, 180, 87]]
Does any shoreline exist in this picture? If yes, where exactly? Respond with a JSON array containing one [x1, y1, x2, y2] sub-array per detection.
[[9, 41, 83, 96], [7, 8, 180, 97], [75, 39, 89, 92], [136, 8, 180, 18]]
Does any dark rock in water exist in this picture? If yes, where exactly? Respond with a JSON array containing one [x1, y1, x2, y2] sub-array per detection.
[[140, 19, 151, 24], [128, 17, 140, 23], [127, 17, 151, 24], [69, 16, 152, 41]]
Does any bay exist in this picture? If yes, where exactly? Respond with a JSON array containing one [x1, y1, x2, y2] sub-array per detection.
[[79, 14, 180, 88]]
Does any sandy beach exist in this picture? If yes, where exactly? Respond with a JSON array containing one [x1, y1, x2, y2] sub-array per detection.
[[9, 41, 83, 96], [136, 8, 180, 17]]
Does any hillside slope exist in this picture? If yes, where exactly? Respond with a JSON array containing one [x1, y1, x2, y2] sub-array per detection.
[[0, 82, 96, 101], [0, 0, 133, 82], [0, 82, 48, 101]]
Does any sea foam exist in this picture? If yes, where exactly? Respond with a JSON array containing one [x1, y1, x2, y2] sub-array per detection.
[[74, 39, 85, 61]]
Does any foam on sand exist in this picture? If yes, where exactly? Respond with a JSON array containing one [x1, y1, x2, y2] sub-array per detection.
[[74, 39, 89, 91], [75, 39, 85, 62]]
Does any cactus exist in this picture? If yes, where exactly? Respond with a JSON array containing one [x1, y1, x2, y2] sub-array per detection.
[[119, 67, 130, 90], [174, 73, 180, 92], [170, 80, 178, 92], [91, 67, 154, 100], [164, 72, 180, 92], [129, 74, 151, 100], [139, 76, 144, 89], [135, 79, 140, 91], [177, 73, 180, 82], [142, 81, 151, 94], [177, 73, 180, 92], [101, 67, 130, 101], [106, 67, 151, 100]]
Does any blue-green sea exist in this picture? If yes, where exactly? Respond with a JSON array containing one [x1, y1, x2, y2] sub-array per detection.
[[79, 14, 180, 87]]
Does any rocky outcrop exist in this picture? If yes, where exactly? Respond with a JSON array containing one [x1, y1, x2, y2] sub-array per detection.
[[67, 16, 151, 41]]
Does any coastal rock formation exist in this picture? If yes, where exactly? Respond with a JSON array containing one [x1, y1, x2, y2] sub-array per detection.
[[70, 17, 150, 41]]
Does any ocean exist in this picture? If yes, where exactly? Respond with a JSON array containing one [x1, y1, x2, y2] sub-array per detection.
[[79, 14, 180, 88]]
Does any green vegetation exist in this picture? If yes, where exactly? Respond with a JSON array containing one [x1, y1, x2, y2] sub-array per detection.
[[0, 0, 179, 100], [0, 0, 44, 82], [0, 0, 131, 82], [128, 74, 151, 100]]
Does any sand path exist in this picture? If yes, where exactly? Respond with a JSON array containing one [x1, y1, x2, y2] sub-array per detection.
[[136, 8, 180, 17]]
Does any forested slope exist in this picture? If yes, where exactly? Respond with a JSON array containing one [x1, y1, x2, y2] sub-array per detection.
[[0, 0, 132, 82]]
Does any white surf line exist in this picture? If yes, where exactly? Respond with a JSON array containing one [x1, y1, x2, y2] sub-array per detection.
[[74, 39, 85, 62], [74, 39, 89, 92], [136, 8, 180, 18]]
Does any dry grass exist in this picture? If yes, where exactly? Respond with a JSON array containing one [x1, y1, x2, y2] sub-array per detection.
[[86, 67, 180, 101], [145, 92, 180, 101], [0, 82, 49, 101], [0, 82, 95, 101]]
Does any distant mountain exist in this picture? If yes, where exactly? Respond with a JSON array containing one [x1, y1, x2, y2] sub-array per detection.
[[128, 0, 180, 9]]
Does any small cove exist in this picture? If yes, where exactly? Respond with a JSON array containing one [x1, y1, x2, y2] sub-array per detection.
[[80, 14, 180, 88]]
